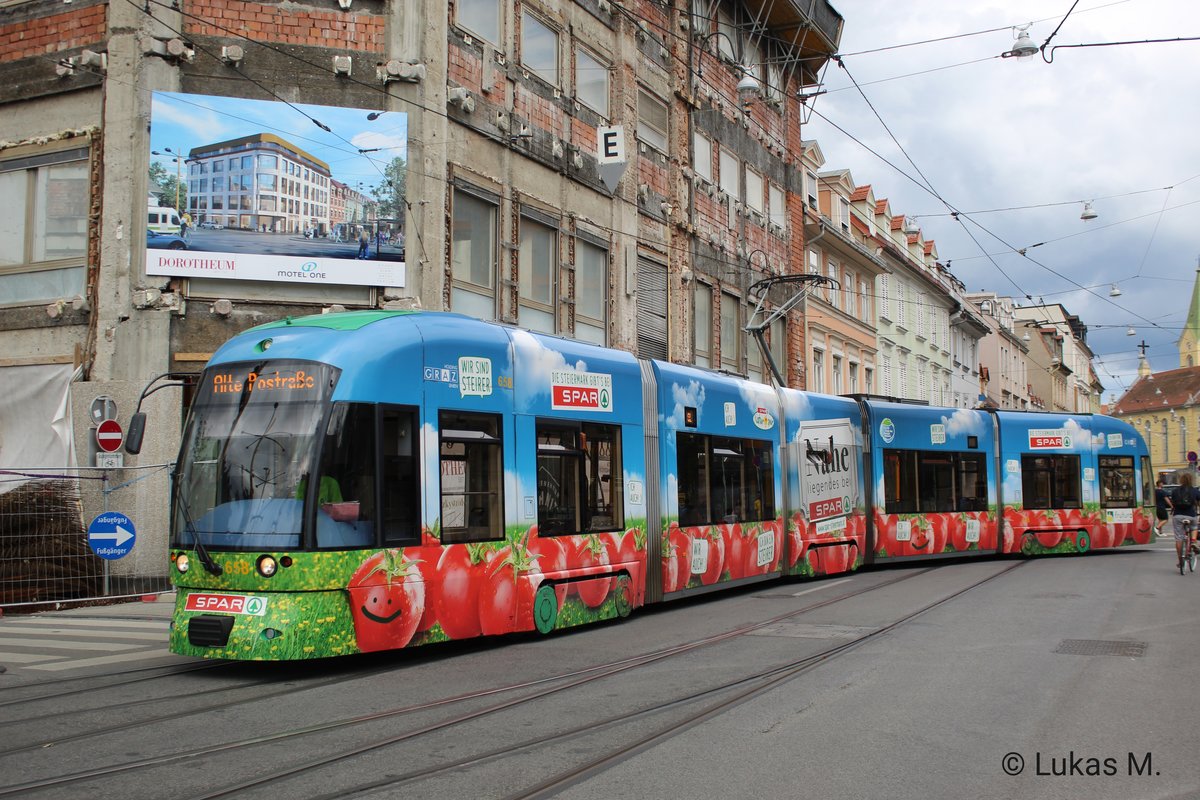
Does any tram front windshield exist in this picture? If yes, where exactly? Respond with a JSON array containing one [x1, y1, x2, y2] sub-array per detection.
[[173, 361, 337, 551]]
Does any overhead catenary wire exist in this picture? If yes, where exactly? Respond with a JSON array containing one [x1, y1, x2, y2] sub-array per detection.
[[114, 0, 1190, 387]]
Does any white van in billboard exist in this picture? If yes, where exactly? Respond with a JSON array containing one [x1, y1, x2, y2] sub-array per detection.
[[148, 199, 181, 235]]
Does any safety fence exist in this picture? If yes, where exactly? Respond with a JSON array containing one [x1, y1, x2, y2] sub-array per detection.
[[0, 465, 173, 611]]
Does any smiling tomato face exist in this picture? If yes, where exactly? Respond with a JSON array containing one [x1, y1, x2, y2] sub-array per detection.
[[347, 549, 426, 653]]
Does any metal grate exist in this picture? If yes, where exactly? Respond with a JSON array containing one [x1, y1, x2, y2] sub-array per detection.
[[1054, 639, 1147, 657], [188, 615, 234, 647]]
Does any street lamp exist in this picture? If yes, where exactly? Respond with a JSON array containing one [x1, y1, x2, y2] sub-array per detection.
[[151, 147, 190, 214], [1001, 25, 1040, 60]]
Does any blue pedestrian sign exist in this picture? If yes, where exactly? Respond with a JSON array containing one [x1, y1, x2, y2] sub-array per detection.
[[87, 512, 136, 560]]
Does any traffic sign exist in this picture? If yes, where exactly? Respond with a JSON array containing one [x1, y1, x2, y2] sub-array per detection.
[[87, 512, 136, 560], [1189, 450, 1197, 464], [96, 419, 123, 453]]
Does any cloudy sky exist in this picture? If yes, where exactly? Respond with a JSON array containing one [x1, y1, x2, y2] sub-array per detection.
[[801, 0, 1200, 400], [150, 92, 407, 195]]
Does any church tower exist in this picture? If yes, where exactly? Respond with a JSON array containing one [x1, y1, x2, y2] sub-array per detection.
[[1181, 265, 1200, 368]]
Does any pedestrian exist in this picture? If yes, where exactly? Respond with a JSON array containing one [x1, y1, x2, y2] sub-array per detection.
[[357, 227, 370, 259], [180, 212, 191, 241], [1154, 478, 1172, 536], [376, 228, 386, 257]]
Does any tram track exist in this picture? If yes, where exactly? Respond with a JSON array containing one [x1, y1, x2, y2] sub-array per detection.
[[2, 563, 1022, 800], [225, 561, 1027, 800], [0, 660, 231, 712], [0, 566, 938, 798]]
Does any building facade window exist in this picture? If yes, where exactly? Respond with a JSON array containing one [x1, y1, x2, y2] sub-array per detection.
[[718, 147, 739, 202], [693, 131, 713, 183], [768, 183, 786, 230], [720, 292, 741, 373], [745, 166, 764, 214], [575, 48, 608, 117], [812, 349, 825, 393], [457, 0, 500, 43], [575, 238, 607, 345], [522, 11, 558, 85], [0, 146, 89, 306], [832, 355, 843, 394], [747, 325, 763, 382], [450, 187, 498, 320], [769, 317, 785, 382], [694, 283, 712, 368], [637, 89, 668, 152], [519, 214, 558, 334]]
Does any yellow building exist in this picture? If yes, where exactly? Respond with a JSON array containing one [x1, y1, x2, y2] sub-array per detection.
[[1112, 267, 1200, 478]]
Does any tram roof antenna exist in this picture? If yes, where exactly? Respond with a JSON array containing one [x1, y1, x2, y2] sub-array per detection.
[[744, 273, 837, 388]]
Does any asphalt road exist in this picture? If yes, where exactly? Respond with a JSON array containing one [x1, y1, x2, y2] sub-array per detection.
[[0, 542, 1193, 800]]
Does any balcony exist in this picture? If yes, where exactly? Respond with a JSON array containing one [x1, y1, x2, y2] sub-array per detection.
[[742, 0, 843, 86]]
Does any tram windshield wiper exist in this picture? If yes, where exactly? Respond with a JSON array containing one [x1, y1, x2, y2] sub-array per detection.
[[175, 465, 223, 576]]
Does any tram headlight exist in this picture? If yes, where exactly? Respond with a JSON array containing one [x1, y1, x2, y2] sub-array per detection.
[[257, 555, 278, 577], [176, 554, 190, 574]]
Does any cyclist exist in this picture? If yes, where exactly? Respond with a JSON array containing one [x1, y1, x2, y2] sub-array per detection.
[[1170, 474, 1198, 570]]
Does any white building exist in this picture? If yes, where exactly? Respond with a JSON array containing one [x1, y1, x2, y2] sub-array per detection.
[[187, 133, 331, 234]]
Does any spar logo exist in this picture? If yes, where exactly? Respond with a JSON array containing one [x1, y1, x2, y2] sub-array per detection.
[[1029, 428, 1071, 449], [185, 593, 269, 616], [551, 370, 613, 412]]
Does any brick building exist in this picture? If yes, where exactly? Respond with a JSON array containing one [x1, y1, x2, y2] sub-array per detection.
[[0, 0, 843, 587]]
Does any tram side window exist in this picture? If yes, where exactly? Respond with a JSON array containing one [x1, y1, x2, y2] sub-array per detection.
[[883, 450, 917, 514], [380, 405, 420, 545], [884, 449, 987, 513], [1099, 455, 1135, 508], [1021, 454, 1081, 509], [917, 453, 954, 511], [313, 402, 377, 547], [677, 432, 710, 527], [677, 433, 775, 525], [1140, 456, 1154, 507], [440, 411, 504, 543], [957, 453, 987, 511], [535, 421, 624, 535]]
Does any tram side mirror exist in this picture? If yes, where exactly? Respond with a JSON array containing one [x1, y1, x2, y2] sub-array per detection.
[[125, 412, 147, 455]]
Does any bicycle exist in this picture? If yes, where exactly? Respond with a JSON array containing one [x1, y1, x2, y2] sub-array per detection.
[[1177, 517, 1197, 575]]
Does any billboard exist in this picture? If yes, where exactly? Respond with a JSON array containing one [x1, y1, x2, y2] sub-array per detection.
[[147, 91, 407, 288]]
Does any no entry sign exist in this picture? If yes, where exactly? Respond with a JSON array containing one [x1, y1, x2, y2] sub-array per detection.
[[96, 419, 123, 452]]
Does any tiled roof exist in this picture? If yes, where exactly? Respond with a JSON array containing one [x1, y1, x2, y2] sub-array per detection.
[[850, 185, 871, 202], [890, 215, 904, 231], [1112, 365, 1200, 414]]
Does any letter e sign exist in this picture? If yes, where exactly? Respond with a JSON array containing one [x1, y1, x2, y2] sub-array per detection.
[[597, 125, 626, 164]]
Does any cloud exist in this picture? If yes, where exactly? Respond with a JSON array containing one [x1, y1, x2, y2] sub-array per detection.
[[508, 330, 586, 411], [666, 380, 705, 429], [941, 408, 985, 437], [805, 0, 1200, 397], [349, 130, 409, 158]]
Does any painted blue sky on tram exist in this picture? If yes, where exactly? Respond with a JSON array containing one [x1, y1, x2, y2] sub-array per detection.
[[653, 361, 783, 523], [993, 411, 1146, 507], [862, 401, 998, 508]]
